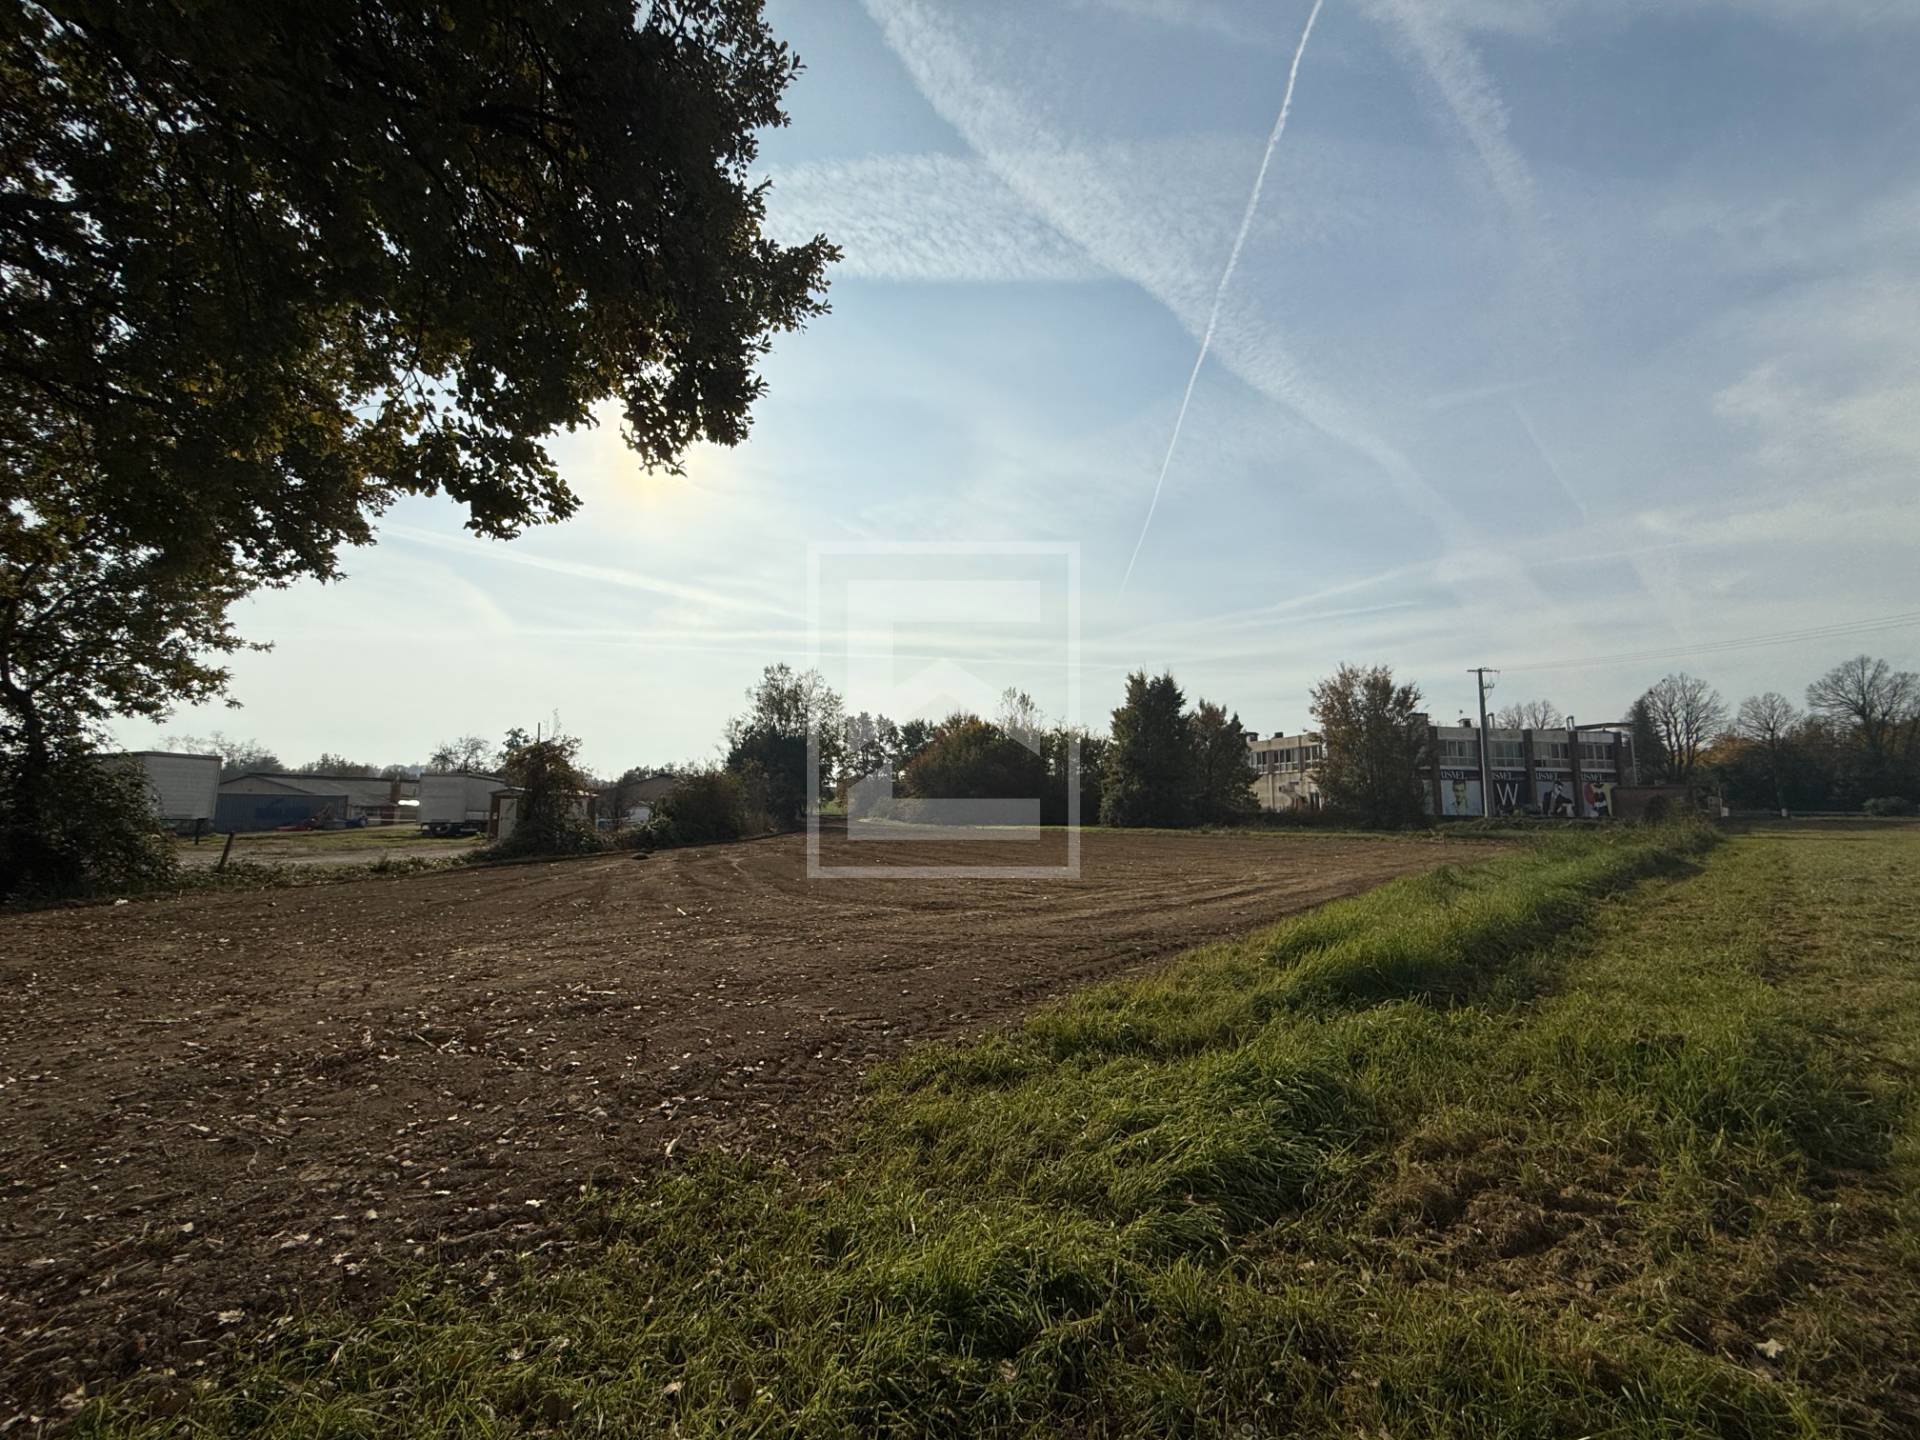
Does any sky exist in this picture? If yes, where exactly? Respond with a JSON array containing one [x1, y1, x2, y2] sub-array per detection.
[[115, 0, 1920, 775]]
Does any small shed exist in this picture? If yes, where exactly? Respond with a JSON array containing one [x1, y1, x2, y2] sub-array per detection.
[[488, 787, 596, 844]]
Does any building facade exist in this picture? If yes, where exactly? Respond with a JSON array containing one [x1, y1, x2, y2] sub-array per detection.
[[1246, 723, 1634, 819], [1245, 732, 1326, 812]]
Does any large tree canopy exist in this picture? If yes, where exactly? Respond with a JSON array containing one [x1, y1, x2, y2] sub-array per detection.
[[0, 0, 833, 895], [1, 0, 836, 586]]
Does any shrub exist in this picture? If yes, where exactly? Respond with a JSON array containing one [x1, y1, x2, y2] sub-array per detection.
[[488, 734, 605, 859], [0, 745, 177, 903], [656, 768, 748, 845], [1863, 795, 1916, 817]]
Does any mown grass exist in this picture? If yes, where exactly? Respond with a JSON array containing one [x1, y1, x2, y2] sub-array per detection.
[[74, 821, 1920, 1438]]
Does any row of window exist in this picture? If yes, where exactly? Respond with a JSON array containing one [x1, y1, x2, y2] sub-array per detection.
[[1443, 738, 1620, 763], [1251, 744, 1324, 769]]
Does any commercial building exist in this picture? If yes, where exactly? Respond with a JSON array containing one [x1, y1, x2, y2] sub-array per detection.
[[1245, 732, 1326, 812], [218, 772, 418, 827], [1426, 722, 1633, 818], [1245, 722, 1635, 819]]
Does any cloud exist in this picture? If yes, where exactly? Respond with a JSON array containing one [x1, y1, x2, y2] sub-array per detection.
[[860, 0, 1600, 652], [764, 154, 1104, 282], [1426, 0, 1920, 39], [1064, 0, 1296, 48], [1711, 273, 1920, 474], [378, 523, 802, 621], [1353, 0, 1574, 336]]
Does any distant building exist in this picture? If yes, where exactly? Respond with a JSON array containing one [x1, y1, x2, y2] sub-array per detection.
[[218, 772, 417, 825], [623, 773, 680, 805], [1245, 732, 1326, 812], [1245, 723, 1634, 819]]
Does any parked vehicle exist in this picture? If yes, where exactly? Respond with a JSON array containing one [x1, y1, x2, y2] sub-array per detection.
[[417, 773, 506, 836]]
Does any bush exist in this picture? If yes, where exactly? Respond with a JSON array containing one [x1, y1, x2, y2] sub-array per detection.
[[1863, 795, 1916, 817], [655, 768, 748, 845], [487, 735, 605, 859], [0, 746, 177, 904]]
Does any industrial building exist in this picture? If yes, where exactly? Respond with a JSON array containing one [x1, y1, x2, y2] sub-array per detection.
[[217, 772, 418, 830], [1246, 722, 1635, 819]]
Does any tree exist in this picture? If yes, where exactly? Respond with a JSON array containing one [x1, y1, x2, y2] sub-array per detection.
[[167, 732, 282, 781], [891, 719, 936, 778], [1101, 672, 1195, 828], [1493, 698, 1563, 731], [995, 688, 1043, 749], [428, 736, 499, 775], [490, 732, 601, 857], [1806, 656, 1917, 771], [2, 0, 834, 857], [294, 754, 379, 777], [1042, 726, 1103, 828], [1627, 696, 1669, 785], [838, 712, 900, 795], [1190, 700, 1257, 825], [725, 665, 843, 829], [901, 714, 1044, 806], [1310, 663, 1426, 827], [654, 768, 748, 845], [1, 744, 176, 903], [1735, 692, 1802, 810], [1638, 673, 1726, 783], [2, 510, 250, 816]]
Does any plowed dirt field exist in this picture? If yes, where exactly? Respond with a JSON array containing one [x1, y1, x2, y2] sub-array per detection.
[[0, 825, 1478, 1420]]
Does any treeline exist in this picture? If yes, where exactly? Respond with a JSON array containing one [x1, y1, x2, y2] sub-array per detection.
[[1630, 655, 1920, 814], [648, 665, 1258, 845]]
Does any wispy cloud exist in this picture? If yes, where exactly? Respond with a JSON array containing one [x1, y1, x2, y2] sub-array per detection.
[[1430, 0, 1920, 39], [861, 0, 1591, 648], [1355, 0, 1574, 336], [379, 523, 802, 621], [764, 154, 1104, 283]]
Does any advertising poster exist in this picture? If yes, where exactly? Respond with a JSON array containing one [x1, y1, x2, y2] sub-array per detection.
[[1440, 769, 1483, 817], [1537, 774, 1577, 817], [1490, 772, 1529, 816]]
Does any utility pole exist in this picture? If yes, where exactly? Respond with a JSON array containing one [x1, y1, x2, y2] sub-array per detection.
[[1468, 667, 1498, 817]]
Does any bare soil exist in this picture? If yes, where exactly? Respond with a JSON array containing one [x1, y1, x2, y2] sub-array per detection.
[[0, 825, 1465, 1420], [172, 829, 485, 869]]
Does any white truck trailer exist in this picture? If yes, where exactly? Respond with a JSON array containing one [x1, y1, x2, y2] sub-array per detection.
[[114, 751, 221, 833], [417, 773, 506, 836]]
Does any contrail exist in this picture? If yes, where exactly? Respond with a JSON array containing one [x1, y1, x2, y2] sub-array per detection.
[[1121, 0, 1325, 590]]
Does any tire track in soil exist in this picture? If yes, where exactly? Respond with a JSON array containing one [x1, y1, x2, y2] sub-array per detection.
[[0, 825, 1481, 1424]]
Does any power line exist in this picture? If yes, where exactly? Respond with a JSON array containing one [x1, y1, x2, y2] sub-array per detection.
[[1496, 609, 1920, 675]]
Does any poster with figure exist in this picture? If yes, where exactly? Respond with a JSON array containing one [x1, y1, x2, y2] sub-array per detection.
[[1440, 770, 1482, 817], [1538, 776, 1575, 817], [1583, 779, 1614, 818]]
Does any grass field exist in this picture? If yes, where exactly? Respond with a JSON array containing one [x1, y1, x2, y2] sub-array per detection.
[[71, 822, 1920, 1437]]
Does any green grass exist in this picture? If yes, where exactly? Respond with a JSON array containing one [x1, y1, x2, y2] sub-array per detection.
[[75, 821, 1920, 1437]]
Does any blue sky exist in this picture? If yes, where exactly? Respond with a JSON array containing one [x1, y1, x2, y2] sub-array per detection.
[[119, 0, 1920, 774]]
